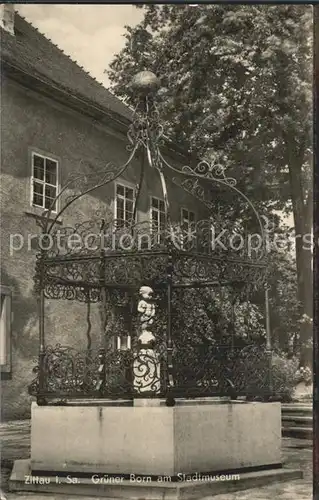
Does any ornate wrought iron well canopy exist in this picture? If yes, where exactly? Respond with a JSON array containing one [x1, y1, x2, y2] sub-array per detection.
[[29, 71, 272, 406]]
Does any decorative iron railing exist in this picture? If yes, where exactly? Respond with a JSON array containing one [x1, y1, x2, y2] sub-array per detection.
[[28, 342, 272, 402], [37, 218, 266, 261]]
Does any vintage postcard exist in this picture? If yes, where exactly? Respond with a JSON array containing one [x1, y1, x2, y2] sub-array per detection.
[[0, 3, 315, 500]]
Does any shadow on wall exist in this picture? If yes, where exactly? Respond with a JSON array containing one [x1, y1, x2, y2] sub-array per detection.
[[1, 266, 104, 420], [1, 267, 38, 421]]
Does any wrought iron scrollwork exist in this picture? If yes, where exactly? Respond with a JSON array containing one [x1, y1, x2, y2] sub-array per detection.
[[34, 217, 267, 297], [128, 96, 165, 152], [29, 344, 167, 399], [28, 341, 272, 400]]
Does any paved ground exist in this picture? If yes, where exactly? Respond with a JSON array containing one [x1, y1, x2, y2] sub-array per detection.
[[0, 420, 313, 500], [203, 438, 312, 500]]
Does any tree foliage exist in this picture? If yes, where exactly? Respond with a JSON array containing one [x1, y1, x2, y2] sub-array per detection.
[[109, 5, 311, 206], [108, 4, 313, 364]]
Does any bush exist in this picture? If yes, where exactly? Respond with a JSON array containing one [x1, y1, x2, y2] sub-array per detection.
[[294, 366, 312, 386], [271, 353, 299, 401]]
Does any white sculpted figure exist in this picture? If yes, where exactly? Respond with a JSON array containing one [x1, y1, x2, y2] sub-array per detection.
[[133, 285, 160, 394], [138, 323, 155, 344], [138, 286, 155, 327]]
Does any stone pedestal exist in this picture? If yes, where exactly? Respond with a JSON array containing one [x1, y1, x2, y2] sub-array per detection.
[[29, 401, 281, 475], [10, 400, 304, 499]]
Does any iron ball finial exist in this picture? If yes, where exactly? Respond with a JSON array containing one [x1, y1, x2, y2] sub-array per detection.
[[131, 71, 160, 94]]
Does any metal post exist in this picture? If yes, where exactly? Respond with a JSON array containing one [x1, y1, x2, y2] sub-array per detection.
[[264, 283, 273, 398], [166, 249, 175, 407], [37, 287, 47, 405], [96, 347, 106, 394], [99, 219, 108, 349]]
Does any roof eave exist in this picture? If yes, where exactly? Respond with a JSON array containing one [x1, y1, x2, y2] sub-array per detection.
[[2, 58, 191, 164], [1, 58, 131, 135]]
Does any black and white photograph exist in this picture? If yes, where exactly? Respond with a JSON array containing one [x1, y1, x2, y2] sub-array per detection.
[[0, 3, 315, 500]]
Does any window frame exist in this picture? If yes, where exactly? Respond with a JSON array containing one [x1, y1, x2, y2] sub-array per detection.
[[180, 207, 196, 249], [116, 334, 132, 351], [0, 285, 12, 375], [150, 195, 166, 227], [149, 195, 166, 244], [30, 150, 60, 214], [114, 180, 136, 225], [181, 207, 196, 228]]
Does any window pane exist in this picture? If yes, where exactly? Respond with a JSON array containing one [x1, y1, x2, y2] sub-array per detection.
[[117, 185, 124, 196], [116, 198, 124, 211], [45, 197, 52, 210], [159, 200, 165, 212], [33, 182, 43, 207], [33, 155, 44, 180], [152, 211, 158, 221], [125, 200, 133, 214], [44, 198, 56, 211], [33, 182, 43, 195], [33, 193, 43, 207], [48, 199, 56, 212], [45, 185, 56, 198], [117, 197, 124, 207], [33, 166, 45, 181], [125, 187, 134, 200], [189, 211, 195, 222], [152, 197, 158, 209], [117, 208, 124, 221], [45, 185, 56, 199], [44, 185, 57, 210], [45, 159, 57, 185]]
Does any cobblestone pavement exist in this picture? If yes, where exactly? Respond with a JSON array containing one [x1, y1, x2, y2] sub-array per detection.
[[1, 421, 313, 500]]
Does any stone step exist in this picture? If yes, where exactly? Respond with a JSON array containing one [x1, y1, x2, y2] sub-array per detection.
[[282, 426, 312, 440], [281, 405, 312, 413], [282, 436, 312, 449], [281, 409, 312, 419], [282, 415, 313, 426], [282, 409, 312, 414]]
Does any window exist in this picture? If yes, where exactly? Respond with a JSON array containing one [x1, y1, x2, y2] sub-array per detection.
[[116, 335, 131, 351], [150, 197, 166, 243], [114, 183, 135, 226], [0, 286, 12, 374], [181, 208, 196, 249], [31, 152, 58, 212], [181, 208, 196, 229]]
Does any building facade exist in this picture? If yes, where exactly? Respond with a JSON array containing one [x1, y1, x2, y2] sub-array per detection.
[[0, 9, 201, 419]]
